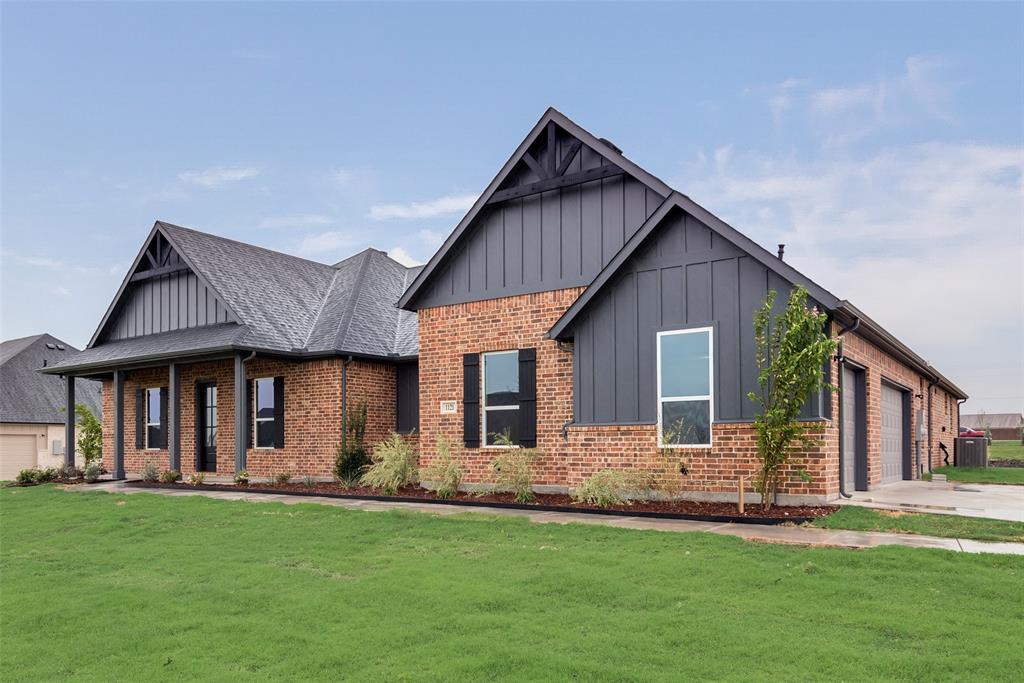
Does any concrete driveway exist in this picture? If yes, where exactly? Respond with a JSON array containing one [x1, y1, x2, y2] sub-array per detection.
[[841, 480, 1024, 522]]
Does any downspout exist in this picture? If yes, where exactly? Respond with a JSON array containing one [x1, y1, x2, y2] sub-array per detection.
[[835, 317, 861, 499], [955, 398, 967, 466], [926, 377, 938, 472], [556, 340, 575, 440], [341, 356, 353, 452]]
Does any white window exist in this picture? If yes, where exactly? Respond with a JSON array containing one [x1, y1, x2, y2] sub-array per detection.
[[482, 350, 519, 446], [657, 327, 713, 447], [145, 387, 162, 449], [254, 377, 275, 449]]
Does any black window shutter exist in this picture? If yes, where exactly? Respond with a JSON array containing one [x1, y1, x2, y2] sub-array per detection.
[[194, 382, 203, 471], [135, 388, 144, 449], [158, 387, 169, 449], [273, 376, 285, 449], [246, 380, 254, 449], [518, 348, 537, 448], [463, 353, 480, 448]]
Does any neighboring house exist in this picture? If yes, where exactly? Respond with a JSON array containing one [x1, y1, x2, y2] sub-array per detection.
[[960, 413, 1023, 441], [0, 334, 102, 479], [45, 109, 966, 502]]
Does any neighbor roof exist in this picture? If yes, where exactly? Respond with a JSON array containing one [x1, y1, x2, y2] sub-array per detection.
[[960, 413, 1023, 429], [0, 334, 102, 423], [46, 223, 420, 374]]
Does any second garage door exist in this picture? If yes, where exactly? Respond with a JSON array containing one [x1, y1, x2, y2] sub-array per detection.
[[880, 384, 904, 484], [0, 435, 38, 481]]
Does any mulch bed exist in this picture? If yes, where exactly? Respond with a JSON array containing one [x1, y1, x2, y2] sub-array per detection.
[[129, 480, 836, 525]]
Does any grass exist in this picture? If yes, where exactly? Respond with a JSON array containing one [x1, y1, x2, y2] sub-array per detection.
[[988, 440, 1024, 462], [812, 506, 1024, 543], [930, 465, 1024, 485], [2, 486, 1023, 682]]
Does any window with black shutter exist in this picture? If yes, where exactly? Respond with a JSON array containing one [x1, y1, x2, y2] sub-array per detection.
[[142, 387, 166, 449], [135, 388, 145, 449], [518, 349, 537, 448], [253, 376, 284, 449]]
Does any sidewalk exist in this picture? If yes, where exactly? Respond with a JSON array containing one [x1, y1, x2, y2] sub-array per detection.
[[78, 480, 1024, 556], [840, 479, 1024, 522]]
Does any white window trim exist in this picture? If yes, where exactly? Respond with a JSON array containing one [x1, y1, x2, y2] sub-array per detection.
[[145, 387, 161, 450], [656, 327, 714, 449], [481, 350, 519, 448], [253, 377, 275, 450]]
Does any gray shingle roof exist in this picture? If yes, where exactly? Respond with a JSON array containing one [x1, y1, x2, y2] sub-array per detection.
[[0, 334, 102, 423], [47, 223, 421, 373]]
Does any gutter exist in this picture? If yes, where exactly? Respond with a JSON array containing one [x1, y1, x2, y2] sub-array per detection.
[[835, 316, 860, 499]]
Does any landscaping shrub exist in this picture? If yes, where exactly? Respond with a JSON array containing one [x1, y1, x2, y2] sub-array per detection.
[[188, 472, 205, 486], [55, 463, 82, 480], [15, 469, 39, 485], [487, 434, 541, 503], [301, 475, 316, 487], [334, 398, 370, 487], [74, 403, 102, 465], [420, 437, 463, 499], [141, 462, 159, 482], [572, 469, 654, 507], [83, 462, 103, 483], [36, 467, 57, 483], [233, 469, 250, 485], [274, 472, 292, 485], [159, 470, 181, 484], [361, 433, 418, 494]]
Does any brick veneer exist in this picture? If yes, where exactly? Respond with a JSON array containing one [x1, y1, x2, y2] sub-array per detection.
[[101, 357, 401, 478]]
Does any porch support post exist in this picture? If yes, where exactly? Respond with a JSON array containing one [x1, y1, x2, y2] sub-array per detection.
[[168, 363, 181, 471], [64, 376, 75, 467], [113, 370, 125, 479], [234, 353, 247, 473]]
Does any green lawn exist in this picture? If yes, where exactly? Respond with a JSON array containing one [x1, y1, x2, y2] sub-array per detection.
[[931, 465, 1024, 485], [989, 440, 1024, 462], [2, 486, 1023, 681], [812, 505, 1024, 543]]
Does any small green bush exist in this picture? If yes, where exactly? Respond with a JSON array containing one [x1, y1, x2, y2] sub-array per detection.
[[274, 472, 292, 485], [36, 467, 57, 483], [83, 462, 103, 483], [233, 469, 250, 485], [55, 463, 82, 480], [159, 470, 181, 484], [140, 462, 159, 482], [572, 469, 654, 507], [301, 475, 317, 487], [188, 472, 205, 486], [420, 437, 463, 499], [487, 436, 541, 503], [361, 433, 419, 494], [15, 469, 39, 485], [334, 443, 370, 488]]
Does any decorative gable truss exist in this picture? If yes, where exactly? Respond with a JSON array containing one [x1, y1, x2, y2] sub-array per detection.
[[92, 225, 238, 346]]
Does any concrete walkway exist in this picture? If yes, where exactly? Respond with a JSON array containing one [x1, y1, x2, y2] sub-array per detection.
[[840, 480, 1024, 522], [76, 481, 1024, 556]]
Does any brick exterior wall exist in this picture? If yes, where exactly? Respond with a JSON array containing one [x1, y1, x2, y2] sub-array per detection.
[[101, 357, 402, 478], [418, 289, 956, 502]]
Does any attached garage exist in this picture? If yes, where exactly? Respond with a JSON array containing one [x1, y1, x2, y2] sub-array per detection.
[[0, 434, 38, 480], [880, 382, 909, 485], [841, 365, 868, 491]]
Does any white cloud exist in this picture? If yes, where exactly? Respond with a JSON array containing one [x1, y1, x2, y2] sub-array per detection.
[[369, 193, 476, 220], [178, 166, 260, 189], [51, 285, 71, 296], [258, 214, 334, 229], [330, 168, 355, 186], [294, 231, 358, 256], [387, 247, 421, 267], [417, 228, 445, 250]]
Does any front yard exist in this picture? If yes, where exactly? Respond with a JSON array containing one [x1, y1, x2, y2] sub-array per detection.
[[1, 486, 1022, 681], [813, 506, 1024, 543], [931, 465, 1024, 485]]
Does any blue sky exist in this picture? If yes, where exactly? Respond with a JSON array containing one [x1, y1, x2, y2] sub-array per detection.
[[2, 2, 1021, 412]]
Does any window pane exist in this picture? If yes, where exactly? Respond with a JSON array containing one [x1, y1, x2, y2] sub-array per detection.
[[485, 409, 520, 446], [661, 400, 710, 445], [207, 386, 217, 409], [660, 331, 710, 397], [484, 353, 518, 407], [255, 378, 275, 419], [205, 427, 217, 447], [147, 388, 161, 423], [147, 425, 162, 447], [256, 420, 275, 448]]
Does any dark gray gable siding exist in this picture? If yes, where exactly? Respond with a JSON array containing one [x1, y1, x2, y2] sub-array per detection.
[[571, 206, 828, 425], [412, 130, 664, 309]]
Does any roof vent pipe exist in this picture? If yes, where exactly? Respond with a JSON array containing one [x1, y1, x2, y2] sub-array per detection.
[[777, 244, 785, 260]]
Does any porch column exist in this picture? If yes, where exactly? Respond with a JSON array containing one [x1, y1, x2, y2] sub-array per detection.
[[113, 369, 125, 479], [168, 363, 180, 471], [64, 376, 75, 467], [234, 353, 247, 473]]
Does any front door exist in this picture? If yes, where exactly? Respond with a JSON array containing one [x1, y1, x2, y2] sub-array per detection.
[[197, 382, 218, 472]]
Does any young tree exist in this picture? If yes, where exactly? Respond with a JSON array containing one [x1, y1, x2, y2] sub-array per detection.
[[75, 403, 103, 465], [748, 286, 837, 510]]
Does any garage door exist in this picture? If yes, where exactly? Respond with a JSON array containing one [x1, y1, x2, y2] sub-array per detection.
[[0, 435, 38, 480], [880, 384, 904, 484], [842, 367, 858, 490]]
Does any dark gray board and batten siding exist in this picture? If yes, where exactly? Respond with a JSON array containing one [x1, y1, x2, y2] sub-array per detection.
[[100, 250, 232, 343], [412, 142, 665, 309], [570, 206, 829, 425]]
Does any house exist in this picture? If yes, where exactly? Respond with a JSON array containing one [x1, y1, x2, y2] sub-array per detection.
[[960, 413, 1023, 441], [0, 334, 102, 479], [44, 109, 966, 502]]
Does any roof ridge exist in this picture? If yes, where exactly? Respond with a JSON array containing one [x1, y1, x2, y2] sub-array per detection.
[[302, 267, 344, 350], [332, 250, 374, 351], [156, 221, 337, 273]]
